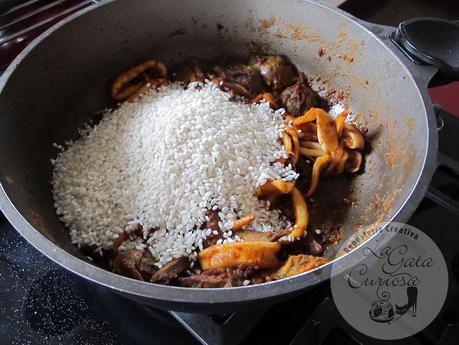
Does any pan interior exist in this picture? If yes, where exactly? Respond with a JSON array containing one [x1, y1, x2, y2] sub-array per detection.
[[0, 0, 428, 286]]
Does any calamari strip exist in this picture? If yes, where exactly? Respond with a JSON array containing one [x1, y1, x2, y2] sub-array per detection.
[[306, 154, 331, 197], [285, 126, 300, 164], [286, 187, 309, 239], [282, 132, 292, 155], [112, 60, 167, 101], [113, 83, 144, 102], [232, 214, 256, 230], [256, 180, 295, 197], [292, 107, 320, 126], [326, 148, 349, 175], [299, 147, 325, 157], [315, 109, 339, 153], [342, 125, 365, 150], [345, 151, 363, 173], [127, 78, 169, 102], [296, 122, 317, 141], [251, 92, 278, 109], [300, 141, 323, 150], [198, 242, 281, 270], [284, 114, 296, 123], [293, 108, 340, 154], [335, 110, 349, 138]]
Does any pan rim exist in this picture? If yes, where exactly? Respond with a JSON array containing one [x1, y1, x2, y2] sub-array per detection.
[[0, 0, 438, 310]]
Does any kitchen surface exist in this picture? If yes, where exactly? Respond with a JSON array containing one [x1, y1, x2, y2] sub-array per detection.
[[0, 1, 458, 344]]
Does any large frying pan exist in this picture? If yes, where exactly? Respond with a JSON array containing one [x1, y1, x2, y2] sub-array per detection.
[[0, 0, 453, 313]]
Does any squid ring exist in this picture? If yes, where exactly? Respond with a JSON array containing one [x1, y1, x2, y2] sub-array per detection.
[[127, 78, 169, 102], [112, 60, 167, 101]]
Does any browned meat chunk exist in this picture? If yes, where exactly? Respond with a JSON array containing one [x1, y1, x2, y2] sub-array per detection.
[[206, 209, 220, 231], [80, 245, 113, 268], [113, 231, 131, 251], [305, 233, 324, 256], [214, 64, 264, 97], [173, 58, 210, 83], [112, 249, 144, 280], [250, 55, 297, 90], [178, 265, 260, 288], [113, 225, 143, 252], [137, 251, 158, 280], [150, 257, 189, 285], [178, 269, 238, 288], [280, 73, 318, 115]]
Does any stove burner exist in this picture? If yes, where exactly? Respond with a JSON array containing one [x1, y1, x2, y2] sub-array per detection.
[[170, 309, 267, 345]]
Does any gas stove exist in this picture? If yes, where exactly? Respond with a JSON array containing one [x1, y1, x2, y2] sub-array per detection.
[[0, 1, 458, 345]]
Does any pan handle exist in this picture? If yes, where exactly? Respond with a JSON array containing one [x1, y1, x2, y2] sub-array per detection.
[[390, 18, 459, 87], [354, 16, 459, 87]]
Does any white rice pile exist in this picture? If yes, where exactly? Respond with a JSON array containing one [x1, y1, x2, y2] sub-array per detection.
[[52, 81, 298, 266]]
